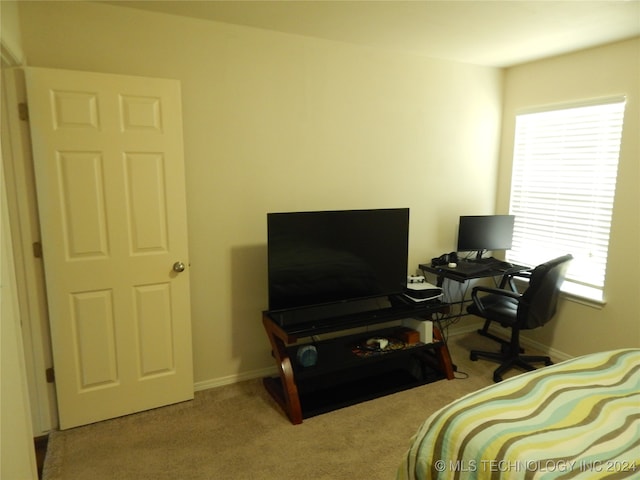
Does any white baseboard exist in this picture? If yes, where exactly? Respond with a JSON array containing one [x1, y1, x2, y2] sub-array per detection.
[[445, 320, 482, 336], [194, 365, 278, 392], [517, 335, 573, 363], [447, 321, 573, 362], [194, 324, 573, 393]]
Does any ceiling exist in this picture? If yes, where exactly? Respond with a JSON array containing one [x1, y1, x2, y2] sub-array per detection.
[[103, 1, 640, 67]]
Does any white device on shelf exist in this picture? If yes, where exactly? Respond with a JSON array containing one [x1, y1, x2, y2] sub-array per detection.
[[402, 318, 433, 344], [404, 279, 443, 302]]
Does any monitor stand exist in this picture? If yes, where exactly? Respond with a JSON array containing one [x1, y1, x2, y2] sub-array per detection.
[[471, 249, 487, 261]]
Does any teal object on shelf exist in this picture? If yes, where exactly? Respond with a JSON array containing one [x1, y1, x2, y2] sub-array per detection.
[[296, 345, 318, 367]]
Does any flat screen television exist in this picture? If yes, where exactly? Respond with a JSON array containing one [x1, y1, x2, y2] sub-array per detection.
[[267, 208, 409, 314], [457, 215, 515, 259]]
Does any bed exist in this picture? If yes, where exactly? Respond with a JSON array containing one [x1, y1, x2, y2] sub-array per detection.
[[398, 348, 640, 480]]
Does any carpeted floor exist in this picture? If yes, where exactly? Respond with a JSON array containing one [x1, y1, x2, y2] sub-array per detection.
[[42, 331, 543, 480]]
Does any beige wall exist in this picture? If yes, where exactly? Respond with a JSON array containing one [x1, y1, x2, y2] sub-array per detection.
[[16, 2, 504, 386], [498, 38, 640, 356], [0, 0, 24, 63]]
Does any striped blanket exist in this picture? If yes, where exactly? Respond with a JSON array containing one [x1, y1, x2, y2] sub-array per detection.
[[398, 349, 640, 480]]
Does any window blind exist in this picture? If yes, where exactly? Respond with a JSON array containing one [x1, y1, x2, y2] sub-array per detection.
[[507, 98, 626, 301]]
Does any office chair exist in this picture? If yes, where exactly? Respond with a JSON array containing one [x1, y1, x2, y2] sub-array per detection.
[[467, 254, 573, 382], [476, 269, 529, 353]]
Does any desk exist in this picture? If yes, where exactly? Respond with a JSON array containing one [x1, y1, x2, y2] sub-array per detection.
[[418, 260, 532, 343], [419, 260, 531, 287]]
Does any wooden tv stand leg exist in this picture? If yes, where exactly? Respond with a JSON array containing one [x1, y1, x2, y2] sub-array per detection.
[[433, 325, 455, 380], [262, 315, 303, 424]]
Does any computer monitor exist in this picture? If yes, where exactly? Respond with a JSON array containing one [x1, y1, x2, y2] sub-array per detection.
[[457, 215, 515, 259]]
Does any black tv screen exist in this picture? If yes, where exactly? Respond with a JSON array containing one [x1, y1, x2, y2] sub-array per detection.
[[267, 208, 409, 312], [457, 215, 515, 258]]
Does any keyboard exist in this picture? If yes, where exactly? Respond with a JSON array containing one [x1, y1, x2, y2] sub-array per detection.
[[489, 260, 515, 270], [468, 257, 515, 270]]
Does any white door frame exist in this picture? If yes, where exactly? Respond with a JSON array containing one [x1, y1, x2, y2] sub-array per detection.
[[1, 47, 41, 479], [2, 66, 57, 434]]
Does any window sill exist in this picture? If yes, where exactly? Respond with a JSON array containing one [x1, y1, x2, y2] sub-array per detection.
[[560, 282, 606, 309]]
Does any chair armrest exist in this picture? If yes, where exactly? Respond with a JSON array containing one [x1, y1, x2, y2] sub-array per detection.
[[472, 285, 522, 299], [471, 286, 522, 316], [500, 269, 532, 291], [508, 270, 532, 280]]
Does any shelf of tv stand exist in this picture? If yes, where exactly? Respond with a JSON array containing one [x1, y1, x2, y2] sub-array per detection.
[[262, 301, 454, 424]]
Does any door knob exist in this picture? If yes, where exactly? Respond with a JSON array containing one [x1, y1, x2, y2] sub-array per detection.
[[173, 261, 186, 273]]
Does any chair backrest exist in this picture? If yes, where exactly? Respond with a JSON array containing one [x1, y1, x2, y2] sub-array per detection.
[[518, 254, 573, 329]]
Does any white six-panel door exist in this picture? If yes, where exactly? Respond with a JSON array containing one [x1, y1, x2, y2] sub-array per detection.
[[25, 67, 193, 429]]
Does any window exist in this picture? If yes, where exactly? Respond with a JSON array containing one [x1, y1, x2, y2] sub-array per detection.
[[507, 98, 626, 303]]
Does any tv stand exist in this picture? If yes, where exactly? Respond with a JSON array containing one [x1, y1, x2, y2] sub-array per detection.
[[262, 301, 453, 424]]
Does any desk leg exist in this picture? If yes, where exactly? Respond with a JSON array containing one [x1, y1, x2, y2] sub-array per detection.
[[433, 325, 455, 380], [262, 317, 303, 425]]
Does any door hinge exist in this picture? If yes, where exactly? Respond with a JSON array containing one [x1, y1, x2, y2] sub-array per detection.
[[45, 367, 55, 383], [18, 102, 29, 121], [33, 241, 42, 258]]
